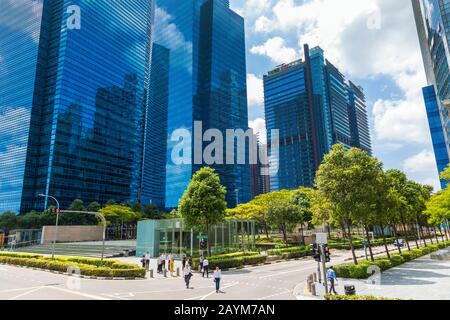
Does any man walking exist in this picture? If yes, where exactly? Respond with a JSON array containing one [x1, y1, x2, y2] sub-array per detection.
[[202, 257, 209, 278], [327, 266, 338, 295], [183, 264, 193, 289], [213, 267, 222, 293], [199, 255, 205, 273], [144, 252, 150, 271]]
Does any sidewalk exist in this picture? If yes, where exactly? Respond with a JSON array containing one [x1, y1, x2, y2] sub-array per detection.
[[331, 250, 450, 300]]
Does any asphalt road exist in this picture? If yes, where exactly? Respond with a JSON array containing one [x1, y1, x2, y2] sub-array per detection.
[[0, 240, 434, 300]]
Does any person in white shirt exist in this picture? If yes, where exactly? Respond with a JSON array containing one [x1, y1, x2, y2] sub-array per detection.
[[213, 267, 222, 293], [199, 255, 205, 272], [202, 258, 209, 278], [144, 252, 150, 270], [183, 265, 193, 289]]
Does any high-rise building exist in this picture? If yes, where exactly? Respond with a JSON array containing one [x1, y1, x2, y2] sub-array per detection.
[[412, 0, 450, 189], [153, 0, 250, 208], [263, 45, 372, 191], [0, 0, 154, 213], [250, 135, 270, 198]]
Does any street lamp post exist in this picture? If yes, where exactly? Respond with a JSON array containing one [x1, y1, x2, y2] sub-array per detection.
[[39, 194, 60, 260]]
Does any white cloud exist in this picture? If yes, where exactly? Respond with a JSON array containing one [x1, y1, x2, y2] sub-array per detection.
[[247, 74, 264, 108], [254, 16, 273, 33], [249, 118, 267, 144], [250, 37, 298, 64], [234, 0, 272, 19], [404, 150, 436, 173], [403, 150, 441, 191]]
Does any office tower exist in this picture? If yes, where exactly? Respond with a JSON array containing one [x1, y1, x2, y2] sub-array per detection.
[[348, 82, 373, 155], [412, 0, 450, 188], [263, 45, 372, 191], [0, 0, 154, 213], [153, 0, 250, 208], [250, 135, 270, 198]]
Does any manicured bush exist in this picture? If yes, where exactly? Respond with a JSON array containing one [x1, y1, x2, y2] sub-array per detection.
[[191, 252, 267, 270], [0, 252, 145, 278], [266, 246, 311, 259], [325, 295, 400, 301], [334, 241, 450, 279]]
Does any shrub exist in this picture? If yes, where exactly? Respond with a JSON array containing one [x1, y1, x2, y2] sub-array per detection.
[[0, 252, 145, 278], [192, 252, 267, 270], [325, 295, 400, 301], [334, 241, 449, 279]]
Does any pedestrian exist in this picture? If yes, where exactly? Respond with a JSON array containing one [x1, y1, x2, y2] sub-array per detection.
[[183, 264, 193, 289], [170, 256, 175, 276], [141, 254, 146, 269], [161, 253, 166, 271], [182, 256, 187, 270], [213, 267, 222, 293], [327, 266, 338, 295], [202, 257, 209, 278], [144, 251, 150, 270], [199, 255, 204, 273]]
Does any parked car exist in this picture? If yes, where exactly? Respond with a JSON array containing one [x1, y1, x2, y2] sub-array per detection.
[[394, 239, 405, 248]]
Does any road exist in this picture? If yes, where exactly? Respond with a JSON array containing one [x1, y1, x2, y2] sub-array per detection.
[[0, 240, 437, 300]]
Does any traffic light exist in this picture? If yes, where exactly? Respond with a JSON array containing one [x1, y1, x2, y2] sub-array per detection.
[[311, 244, 321, 262], [200, 239, 207, 250], [324, 245, 331, 263]]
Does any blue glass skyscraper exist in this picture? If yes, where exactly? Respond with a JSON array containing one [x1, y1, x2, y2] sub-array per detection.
[[0, 0, 154, 213], [153, 0, 250, 208], [264, 45, 372, 191], [413, 0, 450, 189]]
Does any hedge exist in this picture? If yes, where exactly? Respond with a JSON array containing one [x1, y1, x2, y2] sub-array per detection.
[[266, 246, 313, 259], [0, 252, 145, 278], [334, 241, 450, 279], [325, 295, 400, 301], [192, 252, 267, 270]]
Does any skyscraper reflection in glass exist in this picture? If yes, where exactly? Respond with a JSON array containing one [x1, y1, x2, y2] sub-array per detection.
[[0, 0, 154, 213], [153, 0, 250, 208], [413, 0, 450, 188]]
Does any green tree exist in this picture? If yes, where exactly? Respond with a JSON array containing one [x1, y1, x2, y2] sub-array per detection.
[[17, 211, 43, 229], [87, 202, 101, 212], [99, 205, 140, 227], [291, 187, 314, 245], [143, 203, 163, 220], [440, 164, 450, 184], [425, 188, 450, 240], [315, 144, 382, 265], [0, 212, 18, 230], [69, 199, 85, 211], [178, 167, 227, 256]]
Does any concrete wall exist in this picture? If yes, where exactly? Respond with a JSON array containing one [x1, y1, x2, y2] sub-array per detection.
[[41, 226, 104, 244]]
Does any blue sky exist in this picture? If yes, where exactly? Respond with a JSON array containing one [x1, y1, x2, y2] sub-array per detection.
[[230, 0, 441, 191]]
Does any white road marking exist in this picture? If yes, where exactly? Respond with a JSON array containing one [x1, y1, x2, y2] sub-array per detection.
[[258, 289, 292, 300], [258, 265, 316, 279], [8, 286, 44, 300], [0, 286, 46, 294], [48, 286, 111, 300]]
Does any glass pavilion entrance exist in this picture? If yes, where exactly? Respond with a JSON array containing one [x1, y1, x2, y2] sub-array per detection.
[[136, 219, 256, 257]]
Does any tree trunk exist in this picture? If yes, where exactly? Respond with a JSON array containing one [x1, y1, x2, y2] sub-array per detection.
[[420, 226, 427, 247], [401, 222, 411, 251], [412, 224, 420, 248], [392, 225, 402, 254], [364, 225, 374, 261], [427, 226, 434, 244], [327, 223, 332, 240], [444, 224, 449, 241], [282, 225, 287, 243], [434, 226, 440, 243], [380, 223, 391, 259], [341, 224, 347, 241], [206, 224, 211, 256], [264, 224, 269, 239], [347, 224, 358, 265], [300, 224, 305, 246], [440, 226, 446, 242]]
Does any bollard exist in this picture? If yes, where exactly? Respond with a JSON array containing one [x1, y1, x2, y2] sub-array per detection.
[[311, 283, 317, 296], [313, 273, 317, 282], [163, 269, 167, 278], [149, 269, 154, 278], [307, 279, 312, 293], [177, 267, 180, 277]]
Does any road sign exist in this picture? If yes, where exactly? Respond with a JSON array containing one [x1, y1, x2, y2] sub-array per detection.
[[315, 232, 328, 244], [196, 235, 208, 239]]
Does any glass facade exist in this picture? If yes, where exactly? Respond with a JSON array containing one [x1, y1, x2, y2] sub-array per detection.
[[136, 218, 256, 257], [414, 0, 450, 186], [423, 86, 449, 189], [264, 45, 372, 191], [153, 0, 250, 209], [1, 0, 154, 213], [0, 0, 45, 213]]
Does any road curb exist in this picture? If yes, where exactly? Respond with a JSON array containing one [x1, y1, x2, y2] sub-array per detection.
[[0, 262, 146, 281]]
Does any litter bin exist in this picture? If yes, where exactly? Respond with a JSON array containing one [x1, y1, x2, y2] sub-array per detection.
[[344, 285, 356, 296]]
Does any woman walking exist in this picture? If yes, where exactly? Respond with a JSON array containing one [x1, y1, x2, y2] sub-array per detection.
[[213, 267, 222, 293]]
